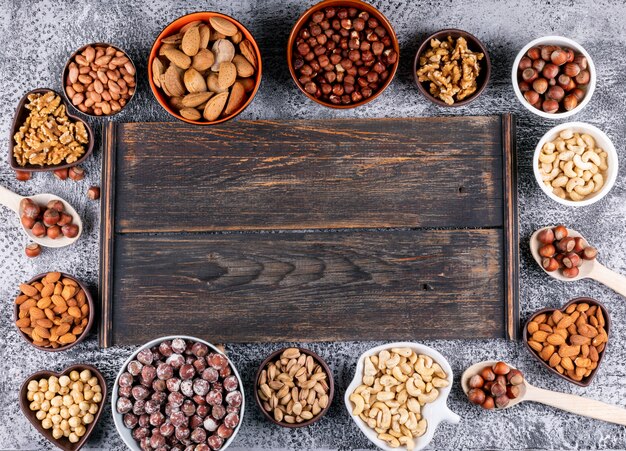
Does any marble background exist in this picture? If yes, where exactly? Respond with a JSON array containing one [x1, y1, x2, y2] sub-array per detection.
[[1, 0, 625, 449]]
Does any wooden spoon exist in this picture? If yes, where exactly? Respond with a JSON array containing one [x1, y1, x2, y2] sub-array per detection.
[[461, 360, 626, 426], [530, 226, 626, 297], [0, 184, 82, 247]]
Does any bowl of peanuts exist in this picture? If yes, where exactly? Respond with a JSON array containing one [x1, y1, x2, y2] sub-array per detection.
[[345, 343, 459, 451], [62, 43, 137, 116], [13, 271, 93, 352], [20, 364, 106, 450], [534, 122, 618, 207]]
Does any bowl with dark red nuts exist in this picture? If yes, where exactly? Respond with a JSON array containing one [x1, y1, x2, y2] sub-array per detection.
[[287, 0, 399, 108], [414, 29, 491, 107], [63, 43, 136, 117], [255, 347, 334, 428], [112, 336, 244, 451], [512, 36, 596, 118]]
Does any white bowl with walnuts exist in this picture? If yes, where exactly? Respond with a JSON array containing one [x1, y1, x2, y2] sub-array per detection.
[[344, 342, 460, 451], [534, 122, 618, 207]]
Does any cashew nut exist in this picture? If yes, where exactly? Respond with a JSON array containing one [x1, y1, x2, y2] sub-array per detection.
[[406, 397, 420, 414], [555, 139, 566, 152], [541, 166, 559, 182], [582, 170, 592, 182], [377, 391, 395, 402], [582, 150, 602, 166], [553, 187, 567, 199], [599, 155, 608, 171], [381, 374, 400, 387], [566, 177, 584, 193], [377, 350, 390, 370], [560, 129, 574, 139], [574, 180, 595, 196], [396, 389, 408, 406], [364, 357, 377, 377], [432, 376, 450, 388], [392, 366, 408, 383], [573, 154, 594, 170], [385, 353, 401, 369], [350, 393, 365, 416], [391, 348, 413, 358], [378, 433, 400, 448], [551, 175, 569, 188], [399, 435, 416, 451], [567, 144, 585, 154], [414, 418, 428, 437], [431, 363, 446, 378], [558, 150, 575, 161], [542, 141, 556, 153], [405, 377, 422, 397], [593, 173, 604, 192], [569, 190, 585, 201], [417, 388, 439, 404], [541, 162, 553, 174], [581, 133, 596, 148]]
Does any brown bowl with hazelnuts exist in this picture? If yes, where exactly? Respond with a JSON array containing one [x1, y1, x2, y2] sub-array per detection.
[[287, 0, 400, 108]]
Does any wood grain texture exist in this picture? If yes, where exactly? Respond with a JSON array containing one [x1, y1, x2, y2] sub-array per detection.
[[111, 229, 505, 344], [113, 116, 504, 232]]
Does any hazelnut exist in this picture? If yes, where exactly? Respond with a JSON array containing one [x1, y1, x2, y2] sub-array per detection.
[[541, 45, 557, 61], [557, 74, 571, 89], [521, 68, 538, 82], [32, 222, 46, 237], [532, 78, 548, 94], [43, 208, 60, 226], [88, 186, 101, 200], [54, 168, 69, 180], [25, 243, 41, 258], [527, 46, 541, 60], [506, 385, 520, 399], [495, 394, 510, 409], [563, 62, 580, 77], [542, 257, 559, 272], [563, 94, 578, 111], [467, 388, 486, 405], [575, 70, 590, 85], [537, 228, 555, 244], [538, 244, 556, 258], [572, 237, 586, 253], [541, 63, 559, 80], [62, 224, 80, 238], [21, 215, 36, 229], [523, 90, 539, 105], [553, 225, 568, 240], [519, 56, 532, 70], [481, 397, 495, 410], [542, 99, 559, 114], [15, 170, 31, 181], [532, 58, 546, 72], [583, 246, 598, 260], [550, 49, 567, 66], [562, 266, 579, 279], [518, 81, 530, 92], [571, 88, 585, 102], [21, 200, 40, 219], [47, 200, 65, 212], [556, 237, 576, 253], [69, 166, 85, 181], [563, 253, 582, 269], [479, 367, 496, 382], [547, 85, 565, 102], [507, 369, 524, 385], [493, 362, 510, 375], [469, 375, 484, 389], [57, 213, 73, 227], [490, 382, 506, 397], [47, 225, 62, 239]]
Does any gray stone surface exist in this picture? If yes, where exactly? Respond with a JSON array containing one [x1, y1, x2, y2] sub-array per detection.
[[1, 0, 625, 449]]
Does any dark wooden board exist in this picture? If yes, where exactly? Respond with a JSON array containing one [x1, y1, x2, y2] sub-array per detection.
[[99, 116, 518, 347]]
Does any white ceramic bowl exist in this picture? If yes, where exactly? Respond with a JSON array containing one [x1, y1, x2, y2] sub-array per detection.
[[344, 342, 460, 451], [533, 122, 618, 207], [511, 36, 596, 119], [111, 335, 245, 450]]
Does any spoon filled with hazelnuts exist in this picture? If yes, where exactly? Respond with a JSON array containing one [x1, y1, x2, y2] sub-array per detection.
[[0, 184, 82, 248], [461, 360, 626, 425], [530, 225, 626, 297]]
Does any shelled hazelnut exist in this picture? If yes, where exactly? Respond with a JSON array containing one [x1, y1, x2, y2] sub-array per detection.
[[518, 45, 590, 113], [466, 362, 523, 409]]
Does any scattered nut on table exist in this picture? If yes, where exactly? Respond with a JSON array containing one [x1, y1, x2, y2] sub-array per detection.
[[416, 36, 484, 105], [27, 368, 103, 443], [348, 348, 449, 450], [13, 91, 89, 167], [539, 128, 608, 201], [257, 348, 330, 425]]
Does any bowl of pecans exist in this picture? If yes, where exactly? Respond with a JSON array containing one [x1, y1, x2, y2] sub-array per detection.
[[413, 29, 491, 107]]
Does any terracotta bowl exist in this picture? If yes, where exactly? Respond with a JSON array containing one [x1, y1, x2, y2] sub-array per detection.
[[148, 11, 262, 125], [19, 364, 107, 451], [523, 297, 609, 387], [254, 347, 334, 428], [413, 29, 491, 107], [13, 272, 94, 352], [62, 42, 137, 117], [287, 0, 400, 109], [9, 88, 95, 172]]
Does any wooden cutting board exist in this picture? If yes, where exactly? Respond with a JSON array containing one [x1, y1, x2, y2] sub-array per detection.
[[99, 115, 518, 347]]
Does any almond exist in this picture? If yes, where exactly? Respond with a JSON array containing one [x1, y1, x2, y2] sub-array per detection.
[[163, 48, 191, 70], [224, 81, 246, 116], [199, 24, 211, 48], [179, 107, 202, 121], [164, 65, 186, 97], [539, 344, 555, 361], [238, 77, 256, 93], [181, 25, 201, 56], [16, 317, 30, 328], [526, 321, 539, 334], [232, 54, 255, 78], [20, 283, 38, 297], [59, 333, 77, 344], [531, 330, 548, 343], [556, 315, 573, 329], [68, 306, 82, 318], [209, 17, 238, 37], [152, 58, 165, 88], [239, 39, 258, 69], [34, 326, 51, 339], [203, 92, 229, 121], [161, 33, 182, 45], [207, 73, 228, 93], [192, 49, 215, 72], [527, 340, 543, 352], [183, 68, 207, 93], [546, 334, 565, 346], [217, 62, 237, 90], [182, 92, 214, 108], [570, 334, 591, 345]]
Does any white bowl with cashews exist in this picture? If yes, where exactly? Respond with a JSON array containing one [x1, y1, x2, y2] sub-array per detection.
[[345, 342, 460, 451], [534, 122, 618, 207]]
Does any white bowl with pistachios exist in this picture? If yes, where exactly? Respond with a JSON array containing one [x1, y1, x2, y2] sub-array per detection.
[[345, 342, 460, 451], [534, 122, 618, 207]]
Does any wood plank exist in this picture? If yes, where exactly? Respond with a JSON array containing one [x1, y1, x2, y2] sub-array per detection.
[[111, 229, 505, 344], [113, 117, 503, 232]]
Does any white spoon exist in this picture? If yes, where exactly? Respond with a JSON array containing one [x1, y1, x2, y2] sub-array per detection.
[[530, 226, 626, 297], [461, 360, 626, 426], [0, 185, 82, 248]]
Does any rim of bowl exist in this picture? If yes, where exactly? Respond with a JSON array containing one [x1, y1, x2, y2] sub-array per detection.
[[9, 88, 95, 172], [111, 335, 245, 451], [286, 0, 400, 109], [511, 35, 596, 119], [344, 342, 458, 451], [13, 272, 94, 352], [533, 121, 617, 207], [413, 28, 491, 107], [19, 363, 107, 451], [254, 347, 334, 428], [522, 297, 609, 387], [62, 42, 137, 118], [148, 11, 263, 125]]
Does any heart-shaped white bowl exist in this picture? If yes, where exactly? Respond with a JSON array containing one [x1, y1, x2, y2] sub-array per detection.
[[344, 342, 460, 451]]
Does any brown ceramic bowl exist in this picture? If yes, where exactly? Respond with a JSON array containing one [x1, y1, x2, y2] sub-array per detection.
[[413, 29, 491, 107], [287, 0, 400, 109], [148, 11, 262, 125], [20, 364, 107, 451], [13, 272, 94, 352], [9, 88, 95, 172], [254, 347, 334, 428], [62, 42, 137, 117], [523, 297, 609, 387]]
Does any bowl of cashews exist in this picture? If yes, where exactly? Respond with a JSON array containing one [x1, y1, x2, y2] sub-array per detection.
[[534, 122, 618, 207], [344, 342, 459, 451]]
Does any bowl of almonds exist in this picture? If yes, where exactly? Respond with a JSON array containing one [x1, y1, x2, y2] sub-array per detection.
[[13, 272, 93, 351], [255, 347, 334, 428], [148, 11, 262, 125]]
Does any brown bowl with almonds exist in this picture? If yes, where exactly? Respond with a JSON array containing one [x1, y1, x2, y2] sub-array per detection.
[[148, 11, 262, 125], [255, 347, 334, 428], [14, 272, 94, 352]]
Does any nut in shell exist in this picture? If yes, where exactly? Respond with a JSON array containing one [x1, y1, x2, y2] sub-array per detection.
[[183, 68, 207, 93], [209, 17, 238, 37], [181, 25, 201, 56], [211, 39, 236, 72], [203, 92, 228, 121], [239, 40, 257, 69], [164, 65, 186, 97]]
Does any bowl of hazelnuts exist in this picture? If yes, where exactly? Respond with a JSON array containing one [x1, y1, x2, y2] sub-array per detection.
[[512, 36, 596, 119], [287, 0, 400, 108]]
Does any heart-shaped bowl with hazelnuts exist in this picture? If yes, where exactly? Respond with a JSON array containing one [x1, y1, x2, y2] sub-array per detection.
[[523, 297, 609, 387], [512, 36, 596, 119]]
